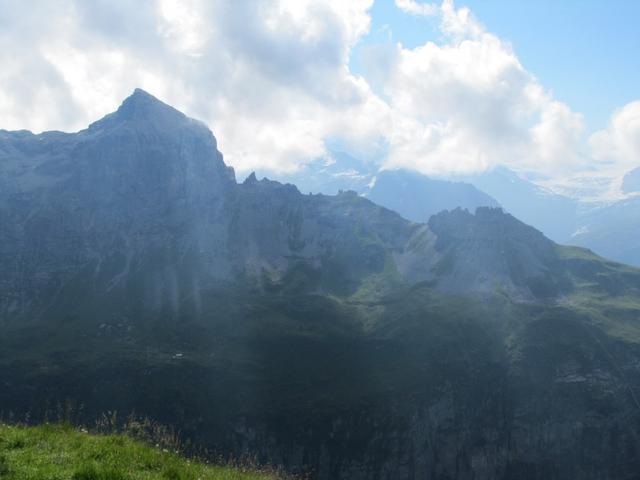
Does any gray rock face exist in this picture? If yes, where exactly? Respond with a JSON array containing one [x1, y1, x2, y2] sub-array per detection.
[[428, 208, 572, 299], [0, 90, 237, 321], [0, 91, 418, 322], [0, 89, 580, 323]]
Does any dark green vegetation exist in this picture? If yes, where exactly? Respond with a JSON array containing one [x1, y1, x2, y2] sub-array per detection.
[[0, 423, 278, 479], [2, 90, 640, 479], [2, 279, 640, 479]]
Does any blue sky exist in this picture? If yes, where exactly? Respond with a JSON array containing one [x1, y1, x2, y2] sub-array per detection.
[[354, 0, 640, 132]]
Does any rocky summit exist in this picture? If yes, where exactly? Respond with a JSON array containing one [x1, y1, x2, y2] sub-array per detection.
[[2, 91, 640, 479]]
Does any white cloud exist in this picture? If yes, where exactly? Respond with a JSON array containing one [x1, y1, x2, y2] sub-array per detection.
[[395, 0, 439, 17], [395, 0, 483, 39], [378, 0, 586, 176], [530, 99, 585, 166], [439, 0, 484, 39], [590, 101, 640, 172]]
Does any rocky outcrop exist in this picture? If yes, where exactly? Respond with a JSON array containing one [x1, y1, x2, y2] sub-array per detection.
[[2, 90, 634, 323]]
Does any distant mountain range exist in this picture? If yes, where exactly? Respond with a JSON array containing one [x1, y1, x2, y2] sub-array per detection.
[[257, 153, 502, 223], [260, 152, 581, 242], [265, 151, 640, 267], [570, 195, 640, 267], [456, 167, 581, 242], [2, 90, 640, 479], [367, 169, 500, 224]]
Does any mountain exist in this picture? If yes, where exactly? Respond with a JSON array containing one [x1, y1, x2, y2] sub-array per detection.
[[258, 154, 640, 270], [0, 88, 236, 322], [262, 157, 580, 244], [2, 90, 640, 479], [571, 196, 640, 267], [564, 166, 640, 267], [368, 169, 500, 223], [255, 151, 375, 195], [459, 166, 580, 243], [261, 156, 500, 223], [456, 166, 640, 267]]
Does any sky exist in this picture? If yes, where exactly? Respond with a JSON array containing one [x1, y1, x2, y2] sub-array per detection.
[[356, 0, 640, 133], [0, 0, 638, 199]]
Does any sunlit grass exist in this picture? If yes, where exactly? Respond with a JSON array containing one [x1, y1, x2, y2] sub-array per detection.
[[0, 423, 280, 480]]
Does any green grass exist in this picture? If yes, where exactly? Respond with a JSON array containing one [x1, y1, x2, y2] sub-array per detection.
[[0, 423, 280, 480], [561, 291, 640, 343]]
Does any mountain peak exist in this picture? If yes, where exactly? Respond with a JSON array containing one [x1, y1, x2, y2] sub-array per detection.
[[115, 88, 186, 122], [132, 87, 153, 97], [243, 172, 258, 185], [86, 88, 192, 133], [123, 88, 158, 107]]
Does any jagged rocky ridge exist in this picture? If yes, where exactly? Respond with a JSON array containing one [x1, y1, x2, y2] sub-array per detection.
[[2, 90, 640, 479], [254, 152, 502, 229], [0, 89, 631, 320]]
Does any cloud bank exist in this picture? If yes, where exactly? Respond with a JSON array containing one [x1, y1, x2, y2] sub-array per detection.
[[0, 0, 637, 190]]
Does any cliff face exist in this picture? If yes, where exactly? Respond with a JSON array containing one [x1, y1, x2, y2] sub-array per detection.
[[2, 90, 640, 479], [0, 90, 427, 322], [1, 89, 633, 323], [0, 89, 236, 322]]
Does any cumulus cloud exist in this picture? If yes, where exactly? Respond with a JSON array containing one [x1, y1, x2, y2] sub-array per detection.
[[590, 101, 640, 172], [380, 0, 586, 175], [395, 0, 483, 39]]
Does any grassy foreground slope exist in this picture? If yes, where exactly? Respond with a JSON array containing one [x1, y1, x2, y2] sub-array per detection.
[[0, 423, 279, 480]]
